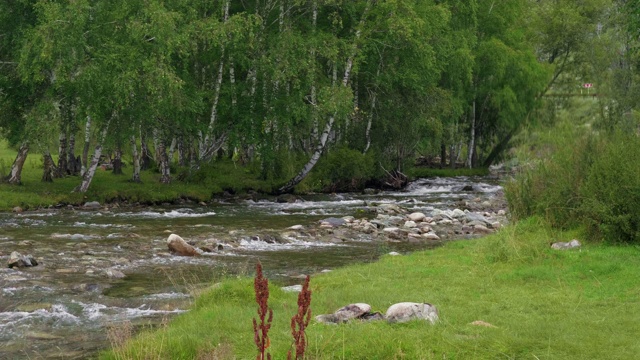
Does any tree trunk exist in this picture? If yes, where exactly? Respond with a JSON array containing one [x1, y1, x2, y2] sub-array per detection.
[[42, 151, 57, 183], [5, 142, 29, 185], [157, 140, 171, 184], [440, 143, 447, 168], [76, 121, 109, 193], [57, 130, 68, 178], [130, 135, 141, 183], [465, 101, 476, 169], [199, 0, 230, 163], [82, 115, 92, 175], [112, 147, 123, 175], [168, 137, 177, 165], [140, 129, 152, 170], [278, 3, 370, 193], [178, 136, 187, 166], [449, 144, 456, 169], [67, 131, 79, 175]]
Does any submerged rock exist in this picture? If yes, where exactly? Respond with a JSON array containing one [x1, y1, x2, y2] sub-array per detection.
[[8, 251, 38, 269], [167, 234, 201, 256], [551, 239, 581, 250], [385, 302, 439, 324]]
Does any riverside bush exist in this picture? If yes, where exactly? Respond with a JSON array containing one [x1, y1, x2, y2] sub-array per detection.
[[312, 147, 376, 192], [506, 131, 640, 244]]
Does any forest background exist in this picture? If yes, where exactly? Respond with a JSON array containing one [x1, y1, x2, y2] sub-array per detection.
[[0, 0, 638, 214]]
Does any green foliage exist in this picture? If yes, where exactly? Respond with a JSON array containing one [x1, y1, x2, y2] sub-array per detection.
[[311, 147, 376, 192], [506, 119, 640, 244], [579, 133, 640, 243]]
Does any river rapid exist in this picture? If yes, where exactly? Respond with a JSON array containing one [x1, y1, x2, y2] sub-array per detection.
[[0, 175, 505, 359]]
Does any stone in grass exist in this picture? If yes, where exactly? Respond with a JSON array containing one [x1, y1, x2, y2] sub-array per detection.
[[551, 239, 581, 250], [316, 303, 373, 324], [470, 320, 497, 328], [385, 302, 439, 324]]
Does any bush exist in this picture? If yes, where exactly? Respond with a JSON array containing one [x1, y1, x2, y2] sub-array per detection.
[[506, 130, 640, 244], [311, 147, 376, 192], [580, 134, 640, 243]]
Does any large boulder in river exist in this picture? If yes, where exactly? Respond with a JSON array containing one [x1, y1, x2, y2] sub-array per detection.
[[385, 302, 439, 324], [167, 234, 200, 256], [8, 251, 38, 269]]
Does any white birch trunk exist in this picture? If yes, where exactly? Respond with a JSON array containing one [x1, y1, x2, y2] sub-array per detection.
[[199, 0, 230, 162], [168, 137, 177, 164], [5, 142, 29, 185], [363, 91, 376, 154], [76, 120, 110, 193], [81, 115, 91, 176], [310, 0, 319, 144], [158, 140, 171, 184], [57, 130, 68, 177], [465, 101, 476, 169], [278, 2, 370, 193], [130, 135, 141, 183]]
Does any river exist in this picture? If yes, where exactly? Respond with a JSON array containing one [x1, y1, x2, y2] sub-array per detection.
[[0, 175, 505, 359]]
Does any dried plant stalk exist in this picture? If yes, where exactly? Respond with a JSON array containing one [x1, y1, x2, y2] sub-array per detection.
[[287, 275, 312, 360], [253, 262, 273, 360]]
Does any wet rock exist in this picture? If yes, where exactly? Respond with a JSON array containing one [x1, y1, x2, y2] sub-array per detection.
[[320, 218, 347, 227], [385, 302, 439, 324], [451, 209, 466, 219], [167, 234, 201, 256], [288, 225, 304, 230], [199, 201, 207, 206], [105, 269, 126, 279], [498, 209, 506, 216], [551, 239, 581, 250], [83, 201, 101, 209], [73, 283, 101, 292], [422, 233, 440, 241], [8, 252, 38, 268], [315, 303, 373, 324], [12, 206, 23, 213], [403, 221, 417, 228], [363, 188, 378, 195], [408, 212, 426, 222], [200, 246, 215, 253], [18, 240, 34, 246]]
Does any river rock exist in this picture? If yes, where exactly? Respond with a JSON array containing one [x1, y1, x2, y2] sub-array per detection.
[[551, 239, 581, 250], [288, 225, 304, 230], [8, 251, 38, 268], [473, 225, 493, 234], [403, 221, 417, 228], [408, 212, 426, 222], [12, 206, 23, 213], [105, 269, 126, 279], [385, 302, 439, 324], [363, 188, 378, 195], [320, 217, 347, 227], [83, 201, 101, 209], [167, 234, 200, 256], [422, 233, 440, 241], [451, 209, 466, 219], [388, 252, 401, 256], [315, 303, 373, 324]]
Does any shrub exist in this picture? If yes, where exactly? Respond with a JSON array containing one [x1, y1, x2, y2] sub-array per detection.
[[312, 147, 376, 192], [580, 133, 640, 243], [506, 130, 640, 244]]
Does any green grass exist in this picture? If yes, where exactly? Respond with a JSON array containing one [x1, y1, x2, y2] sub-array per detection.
[[0, 140, 279, 210], [99, 217, 640, 359]]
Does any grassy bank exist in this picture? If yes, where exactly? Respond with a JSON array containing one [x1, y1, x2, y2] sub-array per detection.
[[0, 141, 485, 211], [100, 217, 640, 359]]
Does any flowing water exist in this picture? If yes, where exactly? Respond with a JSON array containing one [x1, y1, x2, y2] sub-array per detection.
[[0, 175, 504, 359]]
